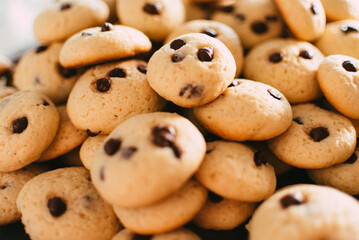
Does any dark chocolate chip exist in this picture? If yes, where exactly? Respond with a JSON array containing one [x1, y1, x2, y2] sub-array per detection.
[[220, 5, 234, 13], [137, 64, 147, 74], [341, 25, 359, 34], [0, 70, 13, 86], [228, 79, 240, 88], [34, 77, 41, 85], [236, 13, 246, 22], [152, 125, 182, 158], [172, 53, 185, 62], [266, 15, 278, 22], [0, 185, 7, 190], [310, 4, 318, 15], [280, 192, 305, 209], [86, 129, 101, 137], [179, 84, 203, 98], [171, 145, 182, 159], [342, 60, 357, 72], [299, 50, 313, 59], [254, 151, 267, 166], [132, 234, 152, 240], [96, 78, 111, 92], [108, 68, 126, 78], [99, 166, 105, 181], [57, 63, 77, 78], [35, 45, 48, 54], [81, 32, 93, 37], [198, 47, 214, 62], [202, 28, 217, 38], [60, 2, 71, 11], [121, 146, 137, 158], [251, 21, 268, 34], [101, 22, 113, 32], [269, 52, 282, 63], [47, 197, 66, 217], [12, 117, 28, 134], [345, 153, 357, 164], [43, 100, 49, 106], [267, 88, 282, 100], [208, 191, 223, 203], [293, 117, 303, 125], [143, 2, 162, 15], [170, 39, 186, 50], [309, 127, 329, 142], [104, 138, 122, 156]]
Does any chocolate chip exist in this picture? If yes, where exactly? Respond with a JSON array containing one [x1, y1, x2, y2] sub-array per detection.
[[208, 191, 223, 203], [299, 50, 313, 59], [310, 4, 318, 15], [43, 100, 49, 106], [172, 53, 185, 62], [341, 25, 359, 34], [254, 151, 267, 166], [81, 32, 93, 37], [251, 21, 268, 34], [12, 117, 28, 134], [35, 45, 48, 53], [267, 88, 282, 100], [198, 47, 214, 62], [99, 166, 105, 181], [280, 192, 305, 209], [342, 60, 357, 72], [60, 2, 71, 11], [309, 127, 329, 142], [104, 138, 121, 156], [108, 68, 126, 78], [269, 52, 282, 63], [171, 145, 182, 158], [47, 197, 66, 217], [121, 147, 137, 158], [170, 39, 186, 50], [179, 84, 203, 98], [86, 129, 101, 137], [132, 234, 152, 240], [137, 64, 147, 74], [236, 13, 246, 22], [34, 77, 41, 85], [143, 2, 162, 15], [96, 78, 111, 92], [293, 117, 303, 124], [202, 28, 217, 38], [101, 22, 113, 32], [0, 185, 7, 190], [266, 15, 278, 22], [57, 63, 77, 78], [220, 5, 234, 13], [228, 79, 240, 88], [152, 125, 182, 158], [345, 153, 357, 164]]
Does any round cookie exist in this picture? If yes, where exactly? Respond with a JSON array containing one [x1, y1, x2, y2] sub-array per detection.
[[193, 79, 292, 141], [321, 0, 359, 21], [267, 103, 356, 169], [113, 180, 207, 235], [39, 105, 87, 161], [165, 20, 244, 76], [0, 86, 17, 100], [315, 20, 359, 59], [317, 55, 359, 119], [60, 24, 152, 68], [33, 0, 109, 44], [116, 0, 185, 41], [195, 141, 277, 202], [274, 0, 326, 41], [0, 91, 59, 172], [16, 167, 120, 240], [80, 135, 108, 170], [14, 43, 81, 104], [112, 228, 201, 240], [67, 59, 165, 135], [244, 38, 324, 103], [247, 184, 359, 240], [211, 0, 284, 48], [193, 191, 256, 230], [91, 112, 206, 208], [147, 33, 236, 108], [307, 147, 359, 195]]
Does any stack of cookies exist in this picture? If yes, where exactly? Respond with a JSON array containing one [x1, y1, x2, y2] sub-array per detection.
[[2, 0, 359, 239]]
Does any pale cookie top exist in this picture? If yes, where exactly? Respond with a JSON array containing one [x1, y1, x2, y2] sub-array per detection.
[[80, 135, 108, 170], [321, 0, 359, 21]]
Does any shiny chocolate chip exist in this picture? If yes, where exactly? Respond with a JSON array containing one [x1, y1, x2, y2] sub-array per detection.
[[267, 89, 282, 100], [280, 192, 305, 209], [299, 50, 313, 59], [202, 28, 217, 38], [309, 127, 329, 142], [269, 52, 282, 63], [143, 2, 162, 15], [236, 13, 246, 22], [137, 64, 147, 74], [228, 79, 240, 88], [12, 117, 28, 134], [43, 100, 49, 106], [121, 147, 138, 159], [104, 138, 121, 156], [293, 117, 303, 125], [96, 78, 111, 92], [35, 45, 48, 54], [198, 47, 214, 62], [57, 63, 77, 78], [345, 153, 357, 164], [208, 191, 223, 203], [254, 151, 267, 166], [60, 2, 71, 11], [108, 68, 126, 78], [266, 15, 278, 22], [170, 39, 186, 50], [47, 197, 66, 217], [172, 53, 185, 62], [179, 84, 203, 98], [310, 4, 318, 15], [342, 60, 357, 72], [152, 125, 182, 158], [341, 25, 359, 34], [101, 22, 113, 32], [86, 129, 101, 137], [251, 21, 268, 34]]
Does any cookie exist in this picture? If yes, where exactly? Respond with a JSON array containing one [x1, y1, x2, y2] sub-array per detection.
[[14, 43, 81, 104], [147, 33, 236, 108], [317, 55, 359, 119], [321, 0, 359, 21], [116, 0, 185, 41], [67, 59, 165, 135], [315, 20, 359, 59], [247, 184, 359, 240], [0, 91, 59, 172], [59, 23, 152, 68], [244, 38, 324, 103], [38, 105, 87, 161], [193, 79, 292, 141], [113, 180, 207, 235], [274, 0, 326, 41], [91, 112, 206, 208], [33, 0, 109, 44], [0, 86, 17, 100], [112, 228, 201, 240], [165, 20, 244, 76], [80, 135, 108, 170], [193, 191, 256, 230], [16, 167, 120, 240], [211, 0, 284, 48], [267, 103, 356, 169]]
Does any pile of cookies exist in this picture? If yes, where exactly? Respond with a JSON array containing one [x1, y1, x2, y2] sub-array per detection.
[[1, 0, 359, 239]]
